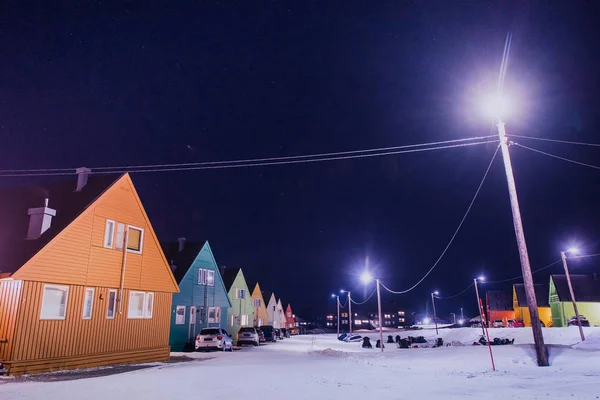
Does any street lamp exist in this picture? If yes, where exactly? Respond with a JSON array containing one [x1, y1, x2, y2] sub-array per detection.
[[340, 290, 352, 334], [331, 294, 340, 337], [561, 248, 585, 341], [431, 291, 439, 335], [360, 271, 384, 352], [473, 276, 486, 336]]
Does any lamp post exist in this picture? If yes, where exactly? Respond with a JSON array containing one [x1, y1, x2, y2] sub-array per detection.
[[473, 276, 485, 336], [331, 294, 340, 337], [431, 291, 439, 335], [360, 271, 383, 352], [560, 248, 585, 341], [450, 312, 456, 325], [340, 290, 352, 334]]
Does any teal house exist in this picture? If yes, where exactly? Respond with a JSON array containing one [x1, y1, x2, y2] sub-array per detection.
[[162, 239, 231, 351]]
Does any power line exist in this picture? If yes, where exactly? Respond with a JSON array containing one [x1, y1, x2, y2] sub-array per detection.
[[0, 139, 499, 177], [434, 283, 474, 300], [515, 143, 600, 171], [573, 253, 600, 260], [338, 298, 348, 309], [485, 259, 562, 284], [379, 144, 500, 295], [350, 289, 377, 305], [510, 134, 600, 148]]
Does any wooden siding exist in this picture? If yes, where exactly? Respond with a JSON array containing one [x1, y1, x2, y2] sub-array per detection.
[[226, 269, 255, 343], [251, 283, 269, 326], [10, 282, 171, 363], [0, 280, 23, 361], [12, 174, 178, 293]]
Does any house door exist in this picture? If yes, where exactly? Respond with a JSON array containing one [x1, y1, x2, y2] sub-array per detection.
[[189, 306, 197, 340]]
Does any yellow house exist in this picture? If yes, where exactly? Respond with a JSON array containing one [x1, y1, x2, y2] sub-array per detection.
[[250, 282, 269, 327], [513, 284, 552, 327]]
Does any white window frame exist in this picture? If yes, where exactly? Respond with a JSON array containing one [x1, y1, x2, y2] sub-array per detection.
[[175, 305, 186, 325], [208, 306, 220, 323], [241, 314, 249, 326], [126, 225, 144, 254], [145, 292, 154, 319], [206, 270, 215, 286], [104, 220, 115, 248], [127, 291, 147, 319], [82, 287, 95, 319], [236, 288, 245, 299], [40, 284, 69, 320], [198, 268, 207, 285], [106, 289, 117, 319]]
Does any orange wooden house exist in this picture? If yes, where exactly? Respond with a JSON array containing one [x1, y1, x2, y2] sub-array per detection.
[[0, 170, 179, 375]]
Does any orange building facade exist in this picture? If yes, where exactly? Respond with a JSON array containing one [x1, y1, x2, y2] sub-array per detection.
[[0, 172, 178, 375]]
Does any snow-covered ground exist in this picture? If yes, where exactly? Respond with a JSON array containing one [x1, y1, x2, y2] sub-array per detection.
[[1, 327, 600, 399]]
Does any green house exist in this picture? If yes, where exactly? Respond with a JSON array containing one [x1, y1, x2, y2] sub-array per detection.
[[162, 240, 231, 351], [549, 274, 600, 327], [222, 267, 255, 344]]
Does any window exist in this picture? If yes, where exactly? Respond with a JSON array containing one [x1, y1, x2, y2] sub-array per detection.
[[198, 268, 207, 285], [176, 305, 186, 324], [190, 306, 196, 324], [104, 220, 115, 248], [128, 291, 154, 319], [341, 312, 348, 318], [115, 223, 125, 250], [127, 226, 144, 253], [342, 319, 349, 324], [128, 291, 146, 318], [355, 320, 362, 325], [253, 298, 261, 307], [206, 270, 215, 286], [107, 289, 117, 319], [146, 292, 154, 318], [384, 314, 391, 319], [398, 311, 405, 316], [208, 307, 220, 323], [287, 312, 291, 318], [241, 314, 249, 325], [399, 318, 405, 322], [40, 284, 69, 320], [82, 288, 94, 319], [236, 288, 246, 299]]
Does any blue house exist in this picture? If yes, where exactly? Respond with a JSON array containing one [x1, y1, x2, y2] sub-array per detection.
[[162, 239, 231, 351]]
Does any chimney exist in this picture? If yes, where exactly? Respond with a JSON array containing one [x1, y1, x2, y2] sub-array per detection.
[[75, 167, 91, 192], [177, 237, 186, 252], [27, 198, 57, 240]]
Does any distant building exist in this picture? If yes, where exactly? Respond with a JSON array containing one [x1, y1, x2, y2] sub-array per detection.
[[513, 283, 551, 327], [486, 290, 515, 326], [550, 274, 600, 327]]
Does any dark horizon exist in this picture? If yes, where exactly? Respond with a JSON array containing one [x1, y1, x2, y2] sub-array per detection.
[[2, 2, 600, 319]]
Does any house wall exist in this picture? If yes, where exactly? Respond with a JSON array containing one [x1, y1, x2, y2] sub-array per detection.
[[488, 310, 515, 326], [0, 280, 23, 362], [169, 243, 230, 351], [266, 295, 277, 326], [3, 175, 178, 374], [553, 302, 600, 327], [251, 284, 268, 327], [226, 271, 255, 343], [6, 281, 171, 375], [516, 307, 553, 327]]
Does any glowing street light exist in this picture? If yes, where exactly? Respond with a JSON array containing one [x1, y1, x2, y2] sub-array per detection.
[[561, 247, 585, 341], [340, 289, 352, 334], [360, 269, 384, 352]]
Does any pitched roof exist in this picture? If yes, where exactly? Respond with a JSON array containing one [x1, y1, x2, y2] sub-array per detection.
[[551, 274, 600, 302], [160, 241, 207, 284], [246, 281, 257, 294], [0, 173, 120, 275], [221, 267, 241, 291], [486, 291, 513, 311], [262, 291, 274, 304], [514, 284, 550, 307]]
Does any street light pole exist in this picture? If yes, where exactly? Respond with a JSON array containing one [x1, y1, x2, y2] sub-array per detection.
[[348, 291, 352, 334], [474, 278, 485, 336], [376, 279, 384, 352], [331, 294, 340, 337], [497, 120, 549, 367], [431, 291, 439, 335], [450, 313, 456, 325], [560, 251, 585, 341]]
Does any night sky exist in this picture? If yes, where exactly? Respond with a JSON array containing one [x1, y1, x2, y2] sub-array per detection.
[[2, 2, 599, 319]]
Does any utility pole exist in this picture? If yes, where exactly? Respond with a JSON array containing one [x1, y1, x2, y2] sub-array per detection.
[[348, 291, 352, 334], [497, 120, 548, 366], [560, 251, 585, 341], [461, 307, 464, 323], [431, 292, 439, 335], [376, 279, 384, 352]]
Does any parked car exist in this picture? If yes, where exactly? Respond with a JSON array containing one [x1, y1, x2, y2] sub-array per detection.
[[343, 334, 363, 343], [237, 326, 260, 346], [338, 333, 349, 341], [196, 328, 233, 351], [260, 325, 277, 342], [492, 320, 504, 328], [274, 328, 283, 340], [568, 316, 591, 327], [512, 319, 525, 327], [255, 326, 266, 343]]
